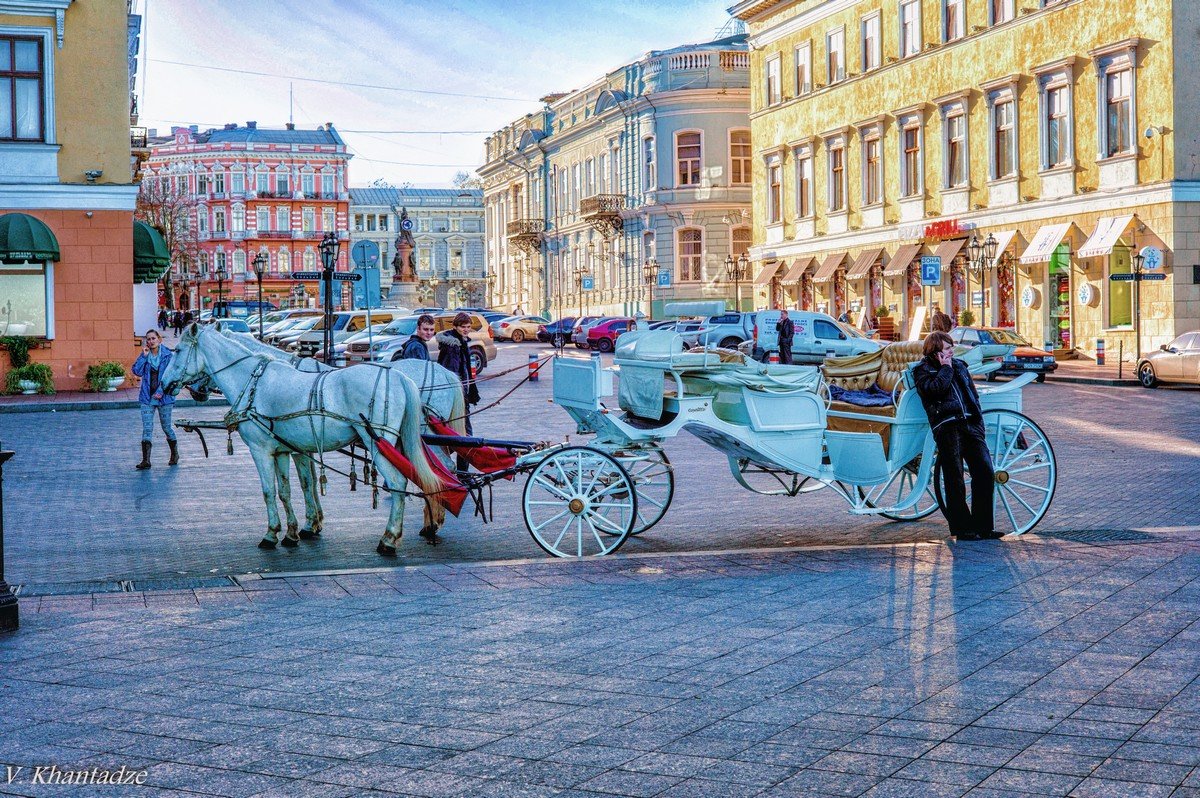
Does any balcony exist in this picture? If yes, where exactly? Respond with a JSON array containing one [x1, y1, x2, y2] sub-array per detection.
[[255, 231, 292, 239], [580, 194, 624, 236], [506, 218, 545, 255], [130, 126, 148, 150], [210, 230, 230, 240]]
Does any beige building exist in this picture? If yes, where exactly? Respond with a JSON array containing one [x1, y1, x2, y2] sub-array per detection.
[[732, 0, 1199, 361]]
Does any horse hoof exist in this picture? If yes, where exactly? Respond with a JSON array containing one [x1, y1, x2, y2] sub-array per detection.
[[376, 542, 397, 558], [298, 529, 321, 540], [258, 539, 277, 550], [280, 537, 299, 549]]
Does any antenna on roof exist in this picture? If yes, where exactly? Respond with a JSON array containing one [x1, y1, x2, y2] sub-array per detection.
[[289, 82, 294, 126], [714, 16, 747, 39]]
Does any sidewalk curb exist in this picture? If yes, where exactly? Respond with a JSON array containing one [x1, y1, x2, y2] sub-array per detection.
[[1045, 375, 1140, 387], [0, 397, 229, 414]]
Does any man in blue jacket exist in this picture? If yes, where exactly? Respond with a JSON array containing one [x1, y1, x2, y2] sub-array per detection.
[[131, 329, 178, 469], [399, 314, 436, 361]]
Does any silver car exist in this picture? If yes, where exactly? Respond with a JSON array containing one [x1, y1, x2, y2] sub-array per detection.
[[1138, 331, 1200, 387]]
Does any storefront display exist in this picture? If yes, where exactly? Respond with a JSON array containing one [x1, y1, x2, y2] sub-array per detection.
[[1048, 244, 1071, 349]]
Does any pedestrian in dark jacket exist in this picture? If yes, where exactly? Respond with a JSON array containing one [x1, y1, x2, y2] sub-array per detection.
[[157, 308, 168, 330], [400, 314, 436, 361], [931, 310, 953, 333], [775, 309, 795, 364], [131, 329, 179, 469], [436, 312, 480, 435], [913, 331, 998, 540]]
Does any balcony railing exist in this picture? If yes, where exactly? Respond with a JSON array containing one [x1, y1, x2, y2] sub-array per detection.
[[130, 126, 148, 149], [580, 194, 624, 236], [254, 231, 292, 239], [505, 218, 546, 237]]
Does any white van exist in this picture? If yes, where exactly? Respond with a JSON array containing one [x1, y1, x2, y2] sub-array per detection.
[[751, 310, 883, 363]]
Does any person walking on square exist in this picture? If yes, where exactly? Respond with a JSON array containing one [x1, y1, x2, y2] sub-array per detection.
[[157, 308, 168, 330], [436, 312, 480, 436], [400, 314, 435, 360], [913, 331, 998, 540], [132, 329, 179, 469], [776, 308, 795, 364], [931, 310, 954, 333]]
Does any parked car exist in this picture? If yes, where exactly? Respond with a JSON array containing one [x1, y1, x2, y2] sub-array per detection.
[[695, 312, 759, 350], [535, 317, 577, 346], [652, 319, 705, 347], [210, 318, 252, 333], [317, 323, 393, 362], [586, 317, 635, 353], [751, 310, 884, 363], [291, 308, 410, 357], [1136, 330, 1200, 388], [949, 326, 1057, 382], [491, 315, 550, 342], [264, 314, 321, 345], [346, 312, 497, 371], [212, 299, 277, 319], [570, 316, 605, 348], [256, 308, 320, 336]]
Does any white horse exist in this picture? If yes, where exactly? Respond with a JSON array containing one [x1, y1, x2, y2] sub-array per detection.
[[213, 327, 468, 542], [162, 324, 447, 555]]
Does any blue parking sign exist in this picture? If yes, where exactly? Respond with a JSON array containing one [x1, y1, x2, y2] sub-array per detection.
[[657, 270, 671, 288], [581, 276, 595, 291], [920, 256, 942, 286]]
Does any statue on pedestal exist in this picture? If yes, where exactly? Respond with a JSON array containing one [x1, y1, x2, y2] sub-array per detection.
[[391, 207, 417, 283]]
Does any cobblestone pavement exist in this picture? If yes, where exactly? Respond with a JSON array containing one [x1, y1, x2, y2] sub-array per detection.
[[2, 534, 1199, 797], [2, 343, 1199, 588]]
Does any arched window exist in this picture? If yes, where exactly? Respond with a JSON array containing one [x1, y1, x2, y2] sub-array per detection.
[[676, 228, 703, 282], [277, 247, 290, 273], [731, 226, 751, 258], [303, 248, 316, 269]]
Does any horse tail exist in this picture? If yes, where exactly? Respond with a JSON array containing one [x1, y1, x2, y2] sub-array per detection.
[[446, 371, 468, 437], [394, 371, 444, 500]]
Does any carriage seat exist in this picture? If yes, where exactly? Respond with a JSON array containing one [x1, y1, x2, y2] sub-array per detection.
[[823, 341, 925, 397]]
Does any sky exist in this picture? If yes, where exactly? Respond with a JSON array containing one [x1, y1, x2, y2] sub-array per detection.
[[137, 0, 740, 188]]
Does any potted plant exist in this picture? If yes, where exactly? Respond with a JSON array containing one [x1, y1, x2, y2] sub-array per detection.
[[86, 361, 127, 392], [0, 335, 33, 370], [872, 305, 896, 341], [5, 362, 54, 395], [959, 309, 976, 327]]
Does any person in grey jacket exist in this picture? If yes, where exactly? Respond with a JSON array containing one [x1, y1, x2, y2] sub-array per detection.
[[913, 331, 998, 540]]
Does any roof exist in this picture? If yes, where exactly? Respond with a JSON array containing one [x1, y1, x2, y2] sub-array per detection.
[[201, 125, 346, 147], [348, 187, 484, 207]]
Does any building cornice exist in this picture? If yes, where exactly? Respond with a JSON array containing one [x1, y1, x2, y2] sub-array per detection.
[[744, 0, 861, 48], [0, 182, 138, 211]]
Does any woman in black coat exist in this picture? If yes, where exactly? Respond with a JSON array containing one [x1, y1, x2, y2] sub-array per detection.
[[436, 313, 480, 435], [912, 331, 999, 540]]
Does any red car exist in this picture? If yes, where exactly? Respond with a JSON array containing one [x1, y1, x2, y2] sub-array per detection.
[[585, 317, 635, 352]]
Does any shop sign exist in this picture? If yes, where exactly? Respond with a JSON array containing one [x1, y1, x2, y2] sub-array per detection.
[[1139, 246, 1163, 270], [897, 218, 977, 242], [1076, 283, 1098, 307], [1020, 286, 1040, 309]]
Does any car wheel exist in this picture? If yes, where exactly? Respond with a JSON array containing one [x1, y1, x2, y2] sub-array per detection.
[[1138, 362, 1158, 388], [511, 329, 525, 343], [596, 338, 613, 353], [719, 337, 740, 349], [553, 334, 565, 347], [1035, 374, 1046, 383], [470, 349, 486, 373]]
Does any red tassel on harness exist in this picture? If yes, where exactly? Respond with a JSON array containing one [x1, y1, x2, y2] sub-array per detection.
[[426, 416, 518, 476], [373, 436, 468, 517]]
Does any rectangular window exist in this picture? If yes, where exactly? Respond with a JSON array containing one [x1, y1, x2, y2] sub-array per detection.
[[302, 173, 315, 196], [379, 213, 388, 231], [902, 126, 921, 196], [864, 137, 882, 204], [1046, 85, 1067, 166], [829, 145, 845, 211], [676, 132, 702, 186], [213, 209, 226, 232], [197, 174, 208, 195], [0, 262, 50, 336], [256, 171, 269, 194], [946, 113, 967, 186], [1105, 69, 1131, 157], [991, 0, 1014, 24], [321, 173, 334, 196], [365, 213, 375, 232], [231, 171, 245, 194], [765, 55, 781, 105], [198, 211, 207, 234], [571, 164, 580, 209], [730, 130, 751, 185], [216, 252, 227, 271], [767, 162, 782, 224], [231, 205, 245, 232], [322, 208, 335, 231], [256, 207, 269, 231], [794, 43, 811, 94], [643, 136, 656, 189], [795, 153, 812, 217], [276, 207, 289, 232], [994, 99, 1015, 177], [213, 172, 225, 194], [900, 0, 922, 58], [584, 158, 595, 197], [598, 153, 607, 193], [944, 0, 964, 41], [0, 36, 44, 141], [275, 172, 289, 196], [678, 228, 702, 281], [862, 14, 880, 72], [826, 28, 845, 84]]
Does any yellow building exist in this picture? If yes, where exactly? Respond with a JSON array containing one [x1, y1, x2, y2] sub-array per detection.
[[0, 0, 141, 391], [732, 0, 1198, 363]]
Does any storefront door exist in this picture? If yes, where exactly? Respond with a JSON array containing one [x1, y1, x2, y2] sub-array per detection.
[[996, 262, 1015, 327], [1047, 243, 1071, 349]]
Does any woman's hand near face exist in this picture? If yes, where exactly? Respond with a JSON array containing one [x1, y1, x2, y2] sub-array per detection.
[[937, 347, 954, 367]]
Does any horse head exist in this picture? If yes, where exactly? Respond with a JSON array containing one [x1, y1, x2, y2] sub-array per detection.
[[161, 323, 208, 395]]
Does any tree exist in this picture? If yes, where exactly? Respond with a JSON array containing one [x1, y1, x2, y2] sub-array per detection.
[[452, 170, 482, 190], [136, 175, 200, 310]]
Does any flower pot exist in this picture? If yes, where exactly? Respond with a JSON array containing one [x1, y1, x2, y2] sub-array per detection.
[[16, 379, 38, 395], [101, 376, 125, 392]]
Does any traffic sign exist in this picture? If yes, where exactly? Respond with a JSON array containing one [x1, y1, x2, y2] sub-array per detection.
[[290, 271, 322, 280], [1110, 273, 1167, 281], [351, 240, 380, 269], [333, 272, 362, 281], [1139, 272, 1166, 281], [656, 270, 671, 288], [920, 256, 942, 286], [581, 276, 595, 291], [1109, 274, 1135, 281]]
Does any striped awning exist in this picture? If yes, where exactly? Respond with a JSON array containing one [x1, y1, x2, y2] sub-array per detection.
[[1020, 223, 1076, 264], [846, 247, 884, 279], [782, 257, 815, 282], [883, 243, 923, 277], [752, 261, 783, 285], [989, 229, 1025, 261], [932, 238, 967, 268], [812, 252, 847, 283]]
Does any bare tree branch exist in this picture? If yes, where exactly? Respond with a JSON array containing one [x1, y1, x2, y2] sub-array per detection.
[[136, 176, 200, 311]]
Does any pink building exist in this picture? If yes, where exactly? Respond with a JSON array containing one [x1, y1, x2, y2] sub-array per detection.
[[142, 122, 352, 312]]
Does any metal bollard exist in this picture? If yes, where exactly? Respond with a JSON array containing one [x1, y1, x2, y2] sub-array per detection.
[[528, 352, 540, 382], [0, 447, 17, 632], [1118, 340, 1124, 380], [1096, 338, 1105, 366]]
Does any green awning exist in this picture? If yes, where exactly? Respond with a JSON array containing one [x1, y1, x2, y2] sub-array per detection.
[[133, 220, 170, 284], [0, 212, 60, 263]]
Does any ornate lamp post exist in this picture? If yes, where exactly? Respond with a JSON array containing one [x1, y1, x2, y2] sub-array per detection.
[[318, 232, 340, 366], [486, 273, 496, 308], [215, 264, 228, 317], [1131, 249, 1145, 361], [967, 232, 999, 326], [724, 253, 749, 311], [251, 251, 268, 339], [573, 264, 590, 319], [642, 257, 657, 320]]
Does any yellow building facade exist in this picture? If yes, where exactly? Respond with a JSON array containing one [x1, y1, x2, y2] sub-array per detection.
[[733, 0, 1199, 362]]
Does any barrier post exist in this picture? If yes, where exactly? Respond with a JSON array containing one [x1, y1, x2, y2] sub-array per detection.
[[1096, 338, 1105, 366], [767, 351, 780, 364], [528, 352, 540, 382], [1118, 340, 1124, 380], [0, 448, 17, 632]]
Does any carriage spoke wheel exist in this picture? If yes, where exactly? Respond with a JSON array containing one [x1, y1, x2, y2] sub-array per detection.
[[612, 444, 674, 536], [523, 447, 638, 557], [932, 409, 1056, 536], [864, 455, 939, 521]]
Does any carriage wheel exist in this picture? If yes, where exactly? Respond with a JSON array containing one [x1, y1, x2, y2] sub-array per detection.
[[932, 410, 1056, 536], [863, 455, 939, 521], [522, 447, 638, 557], [612, 444, 674, 536]]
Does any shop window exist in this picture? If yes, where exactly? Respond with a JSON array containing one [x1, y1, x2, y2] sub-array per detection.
[[1107, 247, 1132, 327], [0, 260, 52, 337]]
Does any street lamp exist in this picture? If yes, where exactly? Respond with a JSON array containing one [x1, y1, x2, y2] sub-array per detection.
[[725, 253, 749, 311], [573, 264, 590, 319], [215, 264, 228, 318], [967, 232, 999, 326], [642, 257, 657, 320], [319, 231, 340, 366], [1131, 249, 1145, 361], [251, 251, 268, 339]]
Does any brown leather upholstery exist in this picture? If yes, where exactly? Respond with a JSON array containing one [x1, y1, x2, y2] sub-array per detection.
[[821, 341, 925, 394], [878, 341, 925, 393], [825, 403, 896, 456]]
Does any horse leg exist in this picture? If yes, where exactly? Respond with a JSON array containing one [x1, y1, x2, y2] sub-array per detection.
[[294, 454, 323, 539], [249, 449, 286, 549], [419, 452, 448, 542], [273, 454, 300, 544], [354, 434, 409, 558]]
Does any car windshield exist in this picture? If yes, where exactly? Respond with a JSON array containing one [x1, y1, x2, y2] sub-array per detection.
[[382, 318, 418, 336], [986, 328, 1032, 347], [292, 316, 322, 331], [835, 321, 866, 338]]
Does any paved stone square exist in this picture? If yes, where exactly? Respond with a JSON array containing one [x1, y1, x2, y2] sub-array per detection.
[[2, 342, 1199, 589], [2, 533, 1199, 797]]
